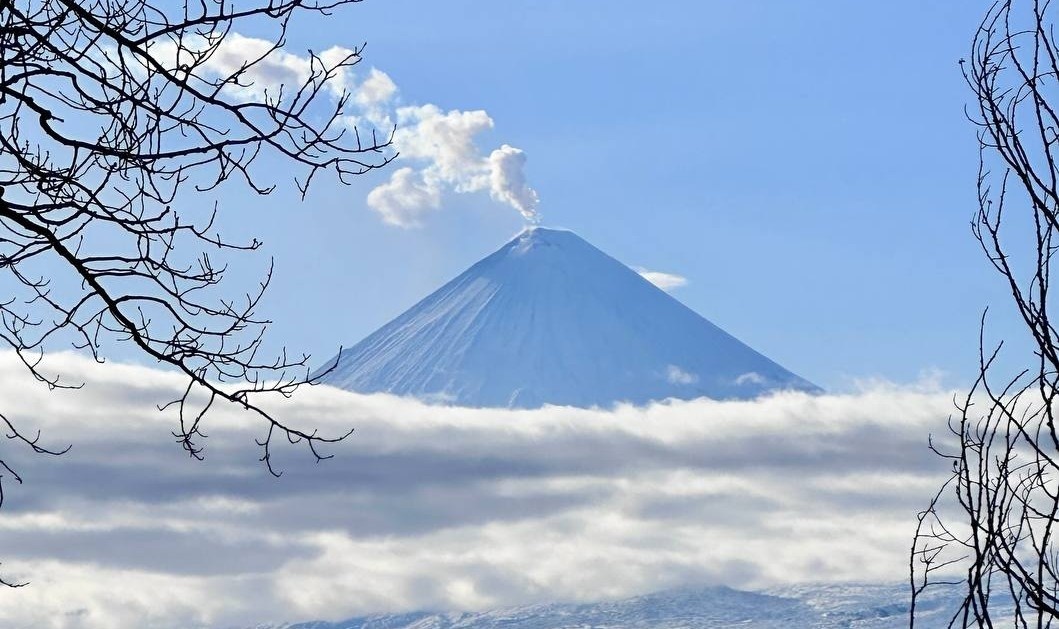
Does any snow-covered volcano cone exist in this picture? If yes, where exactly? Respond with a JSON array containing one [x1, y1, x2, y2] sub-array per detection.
[[314, 227, 819, 408]]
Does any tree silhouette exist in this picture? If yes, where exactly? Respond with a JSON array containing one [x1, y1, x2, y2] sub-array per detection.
[[0, 0, 393, 584], [910, 0, 1059, 625]]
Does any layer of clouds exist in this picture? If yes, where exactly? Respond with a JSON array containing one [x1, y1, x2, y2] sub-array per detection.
[[0, 352, 954, 628], [637, 268, 689, 292]]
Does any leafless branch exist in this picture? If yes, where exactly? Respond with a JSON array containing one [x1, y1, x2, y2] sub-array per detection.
[[0, 0, 394, 586]]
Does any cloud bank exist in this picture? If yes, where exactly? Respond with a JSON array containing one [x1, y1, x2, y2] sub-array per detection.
[[0, 352, 953, 629]]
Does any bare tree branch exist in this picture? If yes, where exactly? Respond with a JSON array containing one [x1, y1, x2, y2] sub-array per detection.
[[913, 1, 1059, 625], [0, 0, 394, 586]]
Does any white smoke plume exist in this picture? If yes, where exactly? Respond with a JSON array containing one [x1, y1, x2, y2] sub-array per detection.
[[362, 95, 546, 227], [145, 34, 540, 227], [488, 145, 540, 223], [351, 79, 541, 227]]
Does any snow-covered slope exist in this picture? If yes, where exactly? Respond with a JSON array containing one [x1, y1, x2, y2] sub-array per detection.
[[262, 583, 968, 629], [315, 227, 819, 408]]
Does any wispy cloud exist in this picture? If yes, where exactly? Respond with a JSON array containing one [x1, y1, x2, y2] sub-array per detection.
[[666, 365, 699, 385], [636, 268, 688, 292], [0, 352, 952, 628]]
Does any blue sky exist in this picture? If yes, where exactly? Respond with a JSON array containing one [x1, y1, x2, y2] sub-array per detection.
[[149, 1, 1006, 391]]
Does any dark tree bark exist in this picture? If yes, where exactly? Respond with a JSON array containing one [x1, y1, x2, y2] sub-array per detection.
[[0, 0, 393, 585]]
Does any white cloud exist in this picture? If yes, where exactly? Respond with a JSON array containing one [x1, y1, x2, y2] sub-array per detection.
[[666, 365, 698, 385], [365, 167, 442, 227], [202, 33, 327, 99], [392, 105, 495, 184], [145, 33, 358, 103], [355, 67, 398, 109], [361, 81, 541, 227], [636, 268, 688, 292], [365, 105, 494, 226], [735, 372, 766, 386], [0, 351, 954, 628], [147, 34, 539, 226]]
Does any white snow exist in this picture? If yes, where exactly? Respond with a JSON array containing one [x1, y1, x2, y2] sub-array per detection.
[[315, 227, 819, 408], [255, 582, 971, 629]]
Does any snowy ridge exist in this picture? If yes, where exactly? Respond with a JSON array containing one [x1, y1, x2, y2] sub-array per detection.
[[252, 583, 971, 629], [316, 227, 818, 408]]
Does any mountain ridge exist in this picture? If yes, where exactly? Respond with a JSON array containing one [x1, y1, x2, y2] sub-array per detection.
[[247, 582, 968, 629]]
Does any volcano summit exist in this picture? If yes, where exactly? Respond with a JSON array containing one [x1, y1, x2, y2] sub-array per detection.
[[315, 227, 819, 408]]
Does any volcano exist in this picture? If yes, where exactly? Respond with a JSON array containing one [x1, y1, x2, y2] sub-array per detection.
[[315, 227, 819, 408]]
